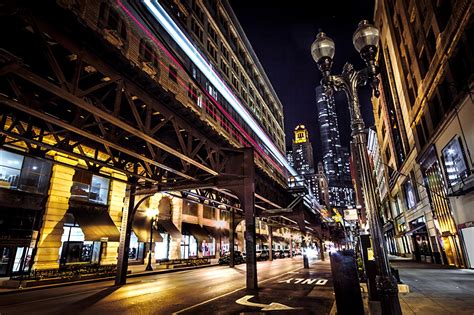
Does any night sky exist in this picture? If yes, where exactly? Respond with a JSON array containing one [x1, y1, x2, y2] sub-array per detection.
[[229, 0, 376, 163]]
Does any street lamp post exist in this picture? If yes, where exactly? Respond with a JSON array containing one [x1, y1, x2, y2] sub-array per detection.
[[145, 207, 159, 271], [311, 20, 401, 315]]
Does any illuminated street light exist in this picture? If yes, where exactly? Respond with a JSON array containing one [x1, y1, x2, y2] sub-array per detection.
[[311, 20, 401, 314], [145, 207, 159, 271]]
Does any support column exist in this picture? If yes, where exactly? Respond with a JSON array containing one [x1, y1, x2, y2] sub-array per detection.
[[229, 209, 235, 267], [290, 235, 293, 258], [33, 155, 77, 270], [241, 149, 257, 291], [170, 197, 183, 259], [115, 179, 136, 286], [101, 172, 127, 265], [268, 226, 273, 261], [320, 238, 325, 261]]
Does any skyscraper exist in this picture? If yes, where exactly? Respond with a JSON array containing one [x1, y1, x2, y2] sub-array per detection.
[[291, 125, 314, 175], [287, 125, 330, 207], [315, 86, 354, 209]]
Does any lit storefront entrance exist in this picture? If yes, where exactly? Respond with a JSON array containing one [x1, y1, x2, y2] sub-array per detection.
[[59, 200, 120, 265], [408, 217, 432, 263], [0, 149, 52, 276], [181, 223, 214, 258]]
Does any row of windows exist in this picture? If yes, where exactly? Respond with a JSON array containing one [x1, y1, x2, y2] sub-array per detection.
[[188, 2, 285, 136]]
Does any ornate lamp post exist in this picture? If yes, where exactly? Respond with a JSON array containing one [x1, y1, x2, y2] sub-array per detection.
[[145, 207, 159, 271], [311, 21, 401, 314]]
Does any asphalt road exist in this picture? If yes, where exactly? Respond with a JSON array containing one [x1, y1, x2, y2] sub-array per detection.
[[0, 257, 320, 314]]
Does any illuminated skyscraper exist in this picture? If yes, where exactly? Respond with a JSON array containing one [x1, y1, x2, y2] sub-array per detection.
[[315, 86, 354, 209], [291, 125, 314, 175]]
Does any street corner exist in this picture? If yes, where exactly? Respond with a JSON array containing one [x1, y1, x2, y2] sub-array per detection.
[[178, 270, 334, 315]]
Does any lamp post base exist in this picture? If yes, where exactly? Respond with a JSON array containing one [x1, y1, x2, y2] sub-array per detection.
[[376, 275, 402, 315], [145, 252, 154, 271]]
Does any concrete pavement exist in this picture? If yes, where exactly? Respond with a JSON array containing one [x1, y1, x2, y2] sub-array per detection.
[[392, 261, 474, 314]]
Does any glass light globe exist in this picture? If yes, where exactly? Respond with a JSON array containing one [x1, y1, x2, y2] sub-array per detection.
[[352, 20, 380, 53], [311, 32, 335, 63]]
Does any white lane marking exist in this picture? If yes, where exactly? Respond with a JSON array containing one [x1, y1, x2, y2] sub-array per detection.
[[172, 266, 304, 314], [235, 295, 301, 311]]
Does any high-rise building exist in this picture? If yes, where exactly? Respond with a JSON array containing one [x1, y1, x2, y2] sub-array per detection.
[[315, 86, 355, 209], [291, 125, 314, 175], [287, 125, 331, 207], [374, 0, 473, 267]]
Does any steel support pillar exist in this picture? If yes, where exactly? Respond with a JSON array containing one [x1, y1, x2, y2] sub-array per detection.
[[268, 226, 273, 261], [241, 149, 257, 291], [115, 179, 137, 286], [229, 209, 235, 268], [290, 235, 293, 258], [320, 238, 325, 261]]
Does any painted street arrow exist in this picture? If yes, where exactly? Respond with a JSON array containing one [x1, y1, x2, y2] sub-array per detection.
[[235, 295, 301, 311]]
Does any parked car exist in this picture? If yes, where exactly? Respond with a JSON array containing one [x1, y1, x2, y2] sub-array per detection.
[[274, 250, 286, 259], [256, 250, 270, 261], [218, 251, 245, 265]]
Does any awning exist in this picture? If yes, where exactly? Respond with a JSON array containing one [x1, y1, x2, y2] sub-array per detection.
[[182, 222, 212, 244], [406, 224, 427, 236], [132, 209, 163, 243], [68, 203, 120, 242], [271, 235, 285, 243], [256, 234, 268, 242], [157, 219, 181, 239]]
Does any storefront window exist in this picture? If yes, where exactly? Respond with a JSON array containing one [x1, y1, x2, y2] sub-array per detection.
[[129, 232, 144, 261], [403, 178, 417, 209], [59, 214, 100, 264], [181, 234, 197, 258], [155, 233, 169, 260], [0, 150, 23, 189], [0, 150, 52, 194], [71, 170, 110, 205], [442, 137, 469, 186]]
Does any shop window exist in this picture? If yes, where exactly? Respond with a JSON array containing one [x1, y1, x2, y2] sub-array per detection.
[[0, 149, 52, 194], [71, 170, 110, 205], [403, 177, 418, 209], [441, 137, 469, 187]]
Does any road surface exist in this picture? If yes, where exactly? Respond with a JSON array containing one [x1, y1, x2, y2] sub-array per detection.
[[0, 257, 330, 314]]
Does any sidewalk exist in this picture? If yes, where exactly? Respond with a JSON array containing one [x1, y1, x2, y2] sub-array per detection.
[[0, 260, 219, 294], [363, 260, 474, 314]]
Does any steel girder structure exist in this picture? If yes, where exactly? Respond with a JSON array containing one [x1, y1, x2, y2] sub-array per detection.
[[0, 2, 323, 289]]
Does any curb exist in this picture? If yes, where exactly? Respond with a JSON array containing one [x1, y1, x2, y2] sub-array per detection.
[[0, 263, 219, 295]]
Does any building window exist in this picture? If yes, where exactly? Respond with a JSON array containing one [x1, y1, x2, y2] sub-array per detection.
[[191, 18, 203, 43], [207, 40, 217, 61], [168, 65, 178, 82], [403, 177, 417, 209], [208, 24, 218, 43], [203, 206, 216, 219], [442, 137, 469, 187], [98, 2, 128, 47], [182, 202, 198, 216], [71, 170, 110, 205], [0, 149, 52, 194], [139, 39, 158, 69]]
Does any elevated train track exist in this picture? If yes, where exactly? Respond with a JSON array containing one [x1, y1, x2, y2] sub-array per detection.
[[0, 0, 328, 289]]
